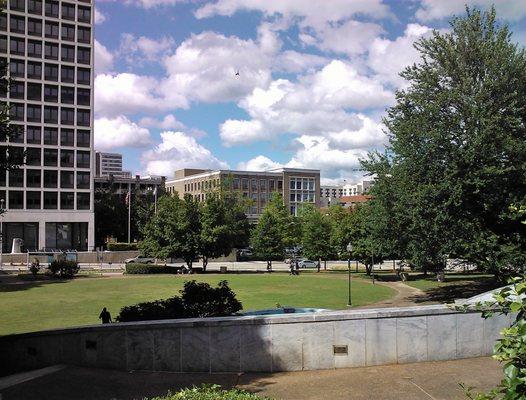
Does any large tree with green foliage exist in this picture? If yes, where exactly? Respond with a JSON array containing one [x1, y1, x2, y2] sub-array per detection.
[[363, 7, 526, 279], [300, 205, 333, 271]]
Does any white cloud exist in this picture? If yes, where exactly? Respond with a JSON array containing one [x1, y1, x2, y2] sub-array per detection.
[[141, 131, 228, 177], [415, 0, 526, 22], [94, 116, 152, 151], [195, 0, 390, 29], [274, 50, 329, 73], [367, 23, 433, 87], [220, 119, 266, 147], [237, 155, 283, 171], [139, 114, 186, 130], [119, 33, 175, 64], [94, 40, 114, 74], [98, 0, 186, 8], [94, 73, 186, 117], [328, 115, 387, 149], [94, 8, 107, 24]]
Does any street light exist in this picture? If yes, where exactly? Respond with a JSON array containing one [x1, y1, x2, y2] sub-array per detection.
[[346, 242, 352, 306], [0, 198, 4, 270]]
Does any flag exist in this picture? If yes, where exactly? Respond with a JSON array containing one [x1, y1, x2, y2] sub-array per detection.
[[125, 191, 130, 206]]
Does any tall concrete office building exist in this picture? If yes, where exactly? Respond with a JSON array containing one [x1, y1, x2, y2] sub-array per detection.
[[0, 0, 94, 252]]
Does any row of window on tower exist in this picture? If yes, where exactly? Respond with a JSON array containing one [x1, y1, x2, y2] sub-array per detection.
[[8, 0, 91, 24], [0, 190, 91, 210], [6, 58, 91, 84], [6, 103, 90, 125], [1, 169, 91, 189], [2, 15, 91, 43], [1, 126, 90, 147], [0, 146, 91, 168], [1, 37, 91, 64], [1, 82, 91, 105]]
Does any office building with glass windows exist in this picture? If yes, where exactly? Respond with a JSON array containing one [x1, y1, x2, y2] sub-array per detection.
[[165, 168, 321, 221], [0, 0, 94, 252]]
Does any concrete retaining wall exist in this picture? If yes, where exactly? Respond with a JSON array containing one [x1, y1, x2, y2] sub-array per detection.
[[0, 305, 511, 376]]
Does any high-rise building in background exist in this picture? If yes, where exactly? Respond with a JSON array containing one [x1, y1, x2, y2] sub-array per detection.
[[0, 0, 94, 252], [95, 152, 131, 178]]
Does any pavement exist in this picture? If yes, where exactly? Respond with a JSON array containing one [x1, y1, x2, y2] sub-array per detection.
[[0, 357, 502, 400]]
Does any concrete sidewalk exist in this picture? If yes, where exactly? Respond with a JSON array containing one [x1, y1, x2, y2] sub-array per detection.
[[0, 357, 501, 400]]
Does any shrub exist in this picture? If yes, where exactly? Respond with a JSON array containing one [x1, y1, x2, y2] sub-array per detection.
[[107, 242, 138, 251], [125, 263, 178, 274], [29, 262, 40, 276], [116, 280, 242, 322], [47, 260, 79, 278], [147, 385, 271, 400]]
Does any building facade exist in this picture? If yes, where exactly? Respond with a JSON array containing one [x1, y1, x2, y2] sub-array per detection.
[[95, 151, 131, 178], [166, 168, 321, 220], [0, 0, 94, 252], [94, 174, 165, 197]]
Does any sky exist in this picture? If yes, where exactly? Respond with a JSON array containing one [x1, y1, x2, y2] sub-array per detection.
[[93, 0, 526, 185]]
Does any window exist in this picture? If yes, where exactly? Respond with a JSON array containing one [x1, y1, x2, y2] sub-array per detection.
[[26, 147, 41, 165], [77, 27, 90, 43], [26, 170, 41, 187], [10, 0, 25, 11], [62, 3, 75, 20], [61, 45, 74, 62], [43, 191, 57, 209], [77, 109, 90, 126], [278, 180, 283, 190], [44, 63, 58, 81], [77, 47, 90, 64], [10, 38, 25, 56], [9, 169, 24, 187], [0, 35, 6, 53], [26, 191, 41, 209], [43, 170, 57, 188], [8, 190, 23, 209], [61, 24, 75, 41], [9, 81, 24, 99], [61, 107, 74, 125], [260, 180, 267, 191], [6, 125, 23, 143], [8, 146, 24, 163], [60, 192, 74, 210], [45, 1, 59, 18], [60, 170, 73, 188], [27, 61, 42, 79], [28, 0, 43, 15], [77, 192, 90, 210], [251, 179, 257, 191], [44, 105, 58, 123], [77, 172, 90, 189], [26, 104, 41, 122], [26, 126, 41, 144], [77, 68, 90, 85], [43, 148, 57, 166], [27, 19, 42, 36], [60, 128, 74, 146], [60, 86, 74, 104], [44, 42, 58, 59], [0, 14, 6, 31], [10, 16, 25, 34], [269, 180, 275, 191], [10, 103, 24, 120], [9, 59, 24, 77], [242, 178, 248, 190], [44, 85, 58, 102], [78, 6, 91, 23], [27, 82, 41, 100], [61, 65, 74, 83], [44, 22, 58, 38], [60, 149, 74, 167], [43, 127, 57, 145], [76, 130, 90, 147], [77, 88, 90, 105], [233, 178, 240, 190], [27, 40, 42, 58], [77, 151, 90, 168]]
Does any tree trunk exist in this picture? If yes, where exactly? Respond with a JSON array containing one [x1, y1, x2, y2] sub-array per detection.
[[267, 260, 272, 272], [317, 259, 321, 272], [324, 260, 327, 270], [365, 263, 372, 276], [187, 259, 193, 272], [202, 256, 208, 272]]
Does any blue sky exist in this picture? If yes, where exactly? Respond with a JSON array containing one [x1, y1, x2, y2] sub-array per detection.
[[93, 0, 526, 184]]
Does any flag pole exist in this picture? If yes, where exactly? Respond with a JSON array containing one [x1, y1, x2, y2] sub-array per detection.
[[127, 183, 131, 244]]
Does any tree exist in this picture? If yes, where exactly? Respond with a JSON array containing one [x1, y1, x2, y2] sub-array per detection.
[[363, 7, 526, 279], [200, 194, 233, 271], [94, 182, 128, 247], [251, 193, 292, 270], [300, 205, 333, 271]]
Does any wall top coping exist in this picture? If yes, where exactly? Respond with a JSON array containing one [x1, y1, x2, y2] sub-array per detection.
[[0, 304, 478, 341]]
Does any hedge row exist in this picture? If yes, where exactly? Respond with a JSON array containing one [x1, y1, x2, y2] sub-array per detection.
[[125, 263, 178, 274], [107, 242, 139, 251]]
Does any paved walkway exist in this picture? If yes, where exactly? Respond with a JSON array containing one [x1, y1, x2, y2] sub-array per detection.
[[0, 357, 501, 400], [357, 280, 430, 308]]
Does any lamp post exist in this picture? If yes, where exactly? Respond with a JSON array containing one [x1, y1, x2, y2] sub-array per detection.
[[346, 242, 352, 306], [0, 198, 4, 270]]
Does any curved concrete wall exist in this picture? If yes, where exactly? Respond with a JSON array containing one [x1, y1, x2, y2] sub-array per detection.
[[0, 305, 511, 376]]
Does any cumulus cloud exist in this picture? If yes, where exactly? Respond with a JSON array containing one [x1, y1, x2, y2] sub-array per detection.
[[94, 40, 114, 74], [119, 33, 175, 64], [328, 115, 387, 149], [237, 155, 283, 171], [141, 131, 229, 177], [139, 114, 186, 130], [94, 116, 152, 151], [98, 0, 186, 8], [415, 0, 526, 22], [94, 8, 107, 24]]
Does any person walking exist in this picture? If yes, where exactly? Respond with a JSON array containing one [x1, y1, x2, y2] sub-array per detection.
[[99, 307, 112, 324]]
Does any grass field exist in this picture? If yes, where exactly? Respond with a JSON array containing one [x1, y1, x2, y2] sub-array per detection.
[[0, 272, 395, 336], [403, 273, 495, 291]]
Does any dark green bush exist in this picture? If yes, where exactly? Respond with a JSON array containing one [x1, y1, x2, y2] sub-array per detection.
[[116, 280, 242, 322], [125, 263, 178, 274], [47, 260, 79, 278], [147, 385, 271, 400], [107, 242, 139, 251]]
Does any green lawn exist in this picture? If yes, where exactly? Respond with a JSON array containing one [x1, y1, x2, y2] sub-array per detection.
[[404, 273, 495, 291], [0, 272, 395, 336]]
